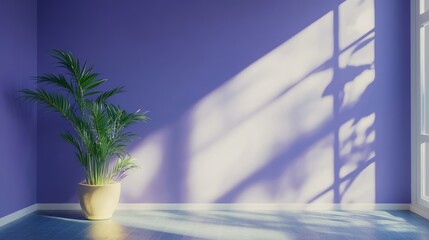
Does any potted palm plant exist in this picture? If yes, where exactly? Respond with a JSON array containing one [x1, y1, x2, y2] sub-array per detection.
[[20, 50, 148, 220]]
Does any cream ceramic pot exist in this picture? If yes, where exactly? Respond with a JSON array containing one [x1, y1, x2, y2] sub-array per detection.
[[77, 182, 121, 220]]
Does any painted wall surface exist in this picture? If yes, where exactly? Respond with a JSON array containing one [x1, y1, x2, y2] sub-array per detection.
[[0, 0, 37, 217], [37, 0, 410, 204]]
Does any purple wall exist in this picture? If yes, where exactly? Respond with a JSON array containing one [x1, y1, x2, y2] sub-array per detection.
[[37, 0, 410, 204], [0, 0, 37, 217]]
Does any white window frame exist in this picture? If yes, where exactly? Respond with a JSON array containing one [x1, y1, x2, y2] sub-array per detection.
[[411, 0, 429, 213]]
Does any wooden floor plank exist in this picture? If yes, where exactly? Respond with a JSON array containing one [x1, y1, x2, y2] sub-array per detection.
[[0, 210, 429, 240]]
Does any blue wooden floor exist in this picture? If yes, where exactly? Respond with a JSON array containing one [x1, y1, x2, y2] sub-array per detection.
[[1, 210, 429, 239]]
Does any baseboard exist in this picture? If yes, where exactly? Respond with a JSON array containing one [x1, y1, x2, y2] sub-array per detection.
[[0, 204, 38, 227], [117, 203, 410, 211], [37, 203, 411, 211], [410, 204, 429, 220], [37, 203, 81, 211]]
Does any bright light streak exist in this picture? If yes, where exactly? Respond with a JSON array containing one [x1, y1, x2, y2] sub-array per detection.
[[122, 128, 167, 200], [339, 0, 375, 50], [187, 12, 334, 202]]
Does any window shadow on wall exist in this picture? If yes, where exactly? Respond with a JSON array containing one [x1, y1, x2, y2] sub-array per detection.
[[120, 0, 408, 205]]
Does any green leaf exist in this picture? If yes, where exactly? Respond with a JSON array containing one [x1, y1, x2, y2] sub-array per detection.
[[36, 74, 74, 93], [111, 156, 138, 182], [20, 88, 73, 119], [96, 87, 124, 104]]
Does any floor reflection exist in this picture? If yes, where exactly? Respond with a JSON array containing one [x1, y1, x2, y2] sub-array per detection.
[[1, 210, 429, 240]]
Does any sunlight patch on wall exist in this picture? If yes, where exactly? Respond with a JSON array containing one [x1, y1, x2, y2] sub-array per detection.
[[236, 134, 335, 203], [121, 128, 167, 200], [188, 11, 334, 155], [337, 0, 375, 203], [233, 180, 272, 203], [124, 0, 377, 204], [339, 113, 376, 203], [339, 0, 375, 50], [339, 32, 375, 110], [283, 134, 335, 203], [186, 12, 334, 202]]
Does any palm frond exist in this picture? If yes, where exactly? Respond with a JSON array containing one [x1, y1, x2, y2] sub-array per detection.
[[107, 104, 149, 130], [96, 87, 124, 104], [61, 131, 82, 152], [19, 88, 73, 119], [51, 49, 81, 78], [111, 156, 138, 182], [61, 131, 86, 165], [36, 74, 74, 93]]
